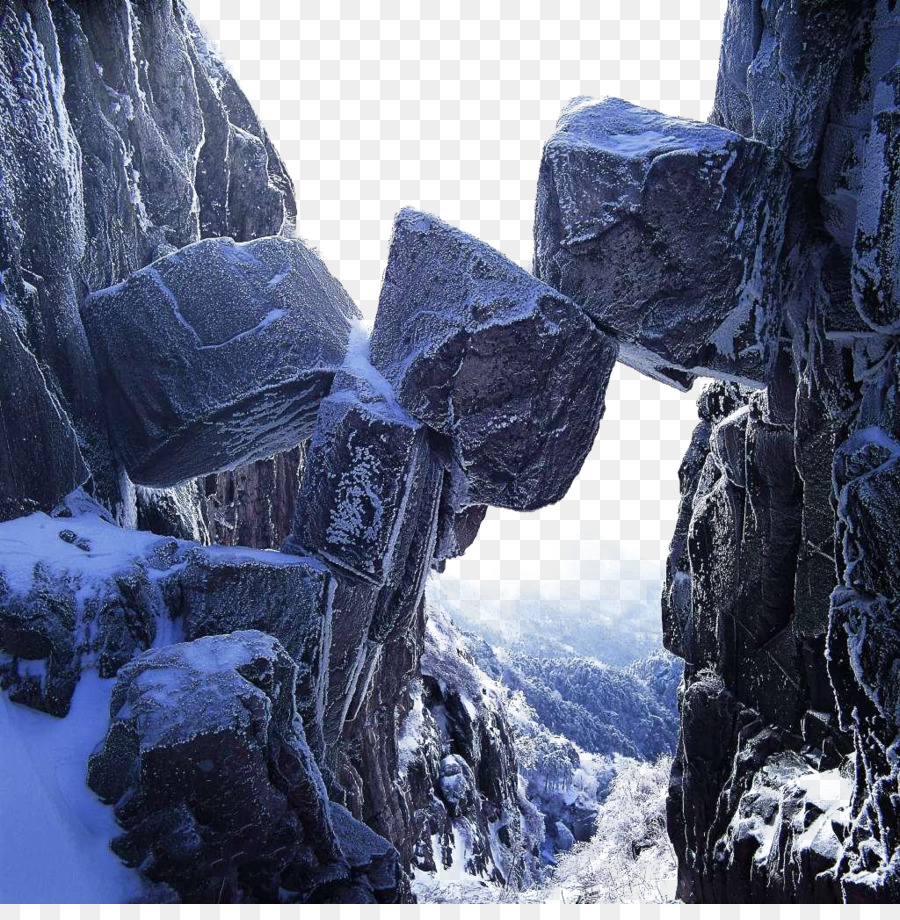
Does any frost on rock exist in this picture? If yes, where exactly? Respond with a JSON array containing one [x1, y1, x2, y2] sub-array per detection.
[[0, 285, 88, 522], [82, 235, 360, 487], [852, 63, 900, 333], [3, 0, 900, 906], [86, 630, 403, 903], [534, 96, 790, 389], [173, 546, 333, 750], [371, 209, 618, 511], [0, 492, 184, 716], [0, 0, 298, 514], [280, 352, 447, 746]]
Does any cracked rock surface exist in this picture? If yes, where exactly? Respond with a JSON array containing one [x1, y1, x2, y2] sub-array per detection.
[[0, 0, 898, 906]]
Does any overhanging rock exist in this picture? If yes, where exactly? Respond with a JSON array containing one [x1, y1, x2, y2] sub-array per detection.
[[535, 96, 790, 390], [82, 235, 360, 487], [371, 208, 617, 511]]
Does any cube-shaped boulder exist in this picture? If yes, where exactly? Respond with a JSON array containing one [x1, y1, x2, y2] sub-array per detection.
[[371, 209, 617, 511], [286, 390, 427, 583], [535, 97, 790, 390], [82, 235, 360, 486]]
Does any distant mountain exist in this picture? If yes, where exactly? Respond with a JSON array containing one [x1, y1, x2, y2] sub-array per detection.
[[467, 640, 682, 760], [429, 577, 663, 667]]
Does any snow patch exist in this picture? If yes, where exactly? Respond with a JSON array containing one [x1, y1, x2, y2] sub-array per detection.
[[0, 671, 143, 902]]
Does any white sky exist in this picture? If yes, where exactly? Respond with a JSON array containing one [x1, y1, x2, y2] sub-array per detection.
[[187, 0, 729, 625]]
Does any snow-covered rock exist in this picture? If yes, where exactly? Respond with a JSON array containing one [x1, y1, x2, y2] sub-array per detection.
[[535, 96, 789, 389], [174, 545, 333, 748], [87, 630, 406, 903], [0, 492, 184, 716], [371, 208, 618, 511], [82, 235, 359, 488]]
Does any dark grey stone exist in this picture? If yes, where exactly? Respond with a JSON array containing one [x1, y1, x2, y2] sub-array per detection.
[[82, 235, 359, 487], [371, 208, 617, 510], [746, 0, 858, 169], [535, 96, 790, 389], [852, 63, 899, 332], [176, 546, 332, 748], [285, 390, 427, 583], [0, 279, 88, 522], [87, 631, 352, 903]]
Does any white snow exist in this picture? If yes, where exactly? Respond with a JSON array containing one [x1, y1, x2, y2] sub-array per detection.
[[598, 131, 682, 156], [0, 493, 179, 598], [397, 678, 425, 777], [340, 317, 411, 420], [0, 671, 143, 903]]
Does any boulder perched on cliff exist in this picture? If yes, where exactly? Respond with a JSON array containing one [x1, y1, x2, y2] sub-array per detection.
[[82, 235, 359, 487], [0, 0, 300, 513], [87, 631, 404, 903], [534, 96, 790, 389], [284, 383, 443, 745], [371, 209, 617, 511], [286, 390, 429, 583]]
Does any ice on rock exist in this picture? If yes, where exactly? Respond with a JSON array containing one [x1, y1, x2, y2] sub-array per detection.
[[371, 209, 617, 511], [87, 631, 344, 902], [852, 62, 899, 333], [744, 0, 858, 170], [535, 96, 790, 389], [82, 235, 360, 487], [174, 547, 333, 748], [286, 389, 428, 583]]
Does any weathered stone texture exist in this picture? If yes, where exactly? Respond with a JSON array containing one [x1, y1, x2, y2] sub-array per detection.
[[535, 97, 790, 389]]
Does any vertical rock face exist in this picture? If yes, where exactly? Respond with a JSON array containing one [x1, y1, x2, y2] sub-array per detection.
[[0, 0, 299, 523], [659, 0, 900, 904]]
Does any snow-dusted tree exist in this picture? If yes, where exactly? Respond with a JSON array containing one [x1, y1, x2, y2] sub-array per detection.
[[552, 756, 676, 903]]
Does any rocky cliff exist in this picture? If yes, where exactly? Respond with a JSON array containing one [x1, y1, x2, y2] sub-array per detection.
[[0, 0, 897, 905], [655, 0, 900, 903]]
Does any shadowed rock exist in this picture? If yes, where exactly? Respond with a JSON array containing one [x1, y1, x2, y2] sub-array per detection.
[[86, 631, 339, 903], [176, 546, 332, 749], [286, 390, 428, 583], [0, 282, 88, 522], [371, 208, 617, 511], [284, 383, 443, 745], [86, 630, 405, 903], [82, 235, 360, 487], [535, 96, 790, 389], [852, 63, 899, 333]]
